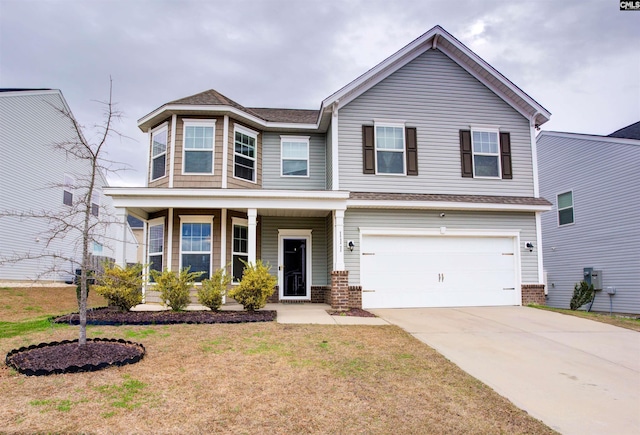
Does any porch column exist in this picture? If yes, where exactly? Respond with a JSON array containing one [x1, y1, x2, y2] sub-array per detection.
[[333, 209, 345, 270], [248, 208, 257, 263], [113, 207, 128, 267], [141, 218, 148, 302], [220, 209, 227, 269]]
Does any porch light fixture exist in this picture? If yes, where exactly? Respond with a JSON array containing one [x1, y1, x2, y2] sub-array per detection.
[[348, 240, 355, 251], [525, 242, 534, 252]]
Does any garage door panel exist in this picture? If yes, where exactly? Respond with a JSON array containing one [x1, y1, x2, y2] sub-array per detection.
[[361, 234, 519, 309]]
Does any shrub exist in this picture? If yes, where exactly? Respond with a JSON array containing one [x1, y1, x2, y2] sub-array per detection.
[[93, 263, 143, 311], [197, 268, 231, 311], [570, 280, 595, 310], [150, 268, 203, 311], [227, 260, 277, 312]]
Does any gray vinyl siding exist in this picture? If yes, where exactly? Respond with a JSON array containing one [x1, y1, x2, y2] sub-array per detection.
[[344, 209, 539, 286], [538, 133, 640, 314], [326, 119, 333, 190], [260, 216, 328, 285], [338, 49, 534, 196], [261, 132, 327, 190], [0, 92, 135, 281]]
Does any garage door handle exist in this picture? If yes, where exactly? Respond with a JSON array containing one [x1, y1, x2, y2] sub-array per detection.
[[362, 289, 376, 292], [362, 252, 375, 256]]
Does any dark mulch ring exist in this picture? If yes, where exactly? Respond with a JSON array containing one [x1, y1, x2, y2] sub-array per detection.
[[53, 307, 277, 326], [6, 338, 145, 376], [327, 308, 377, 317]]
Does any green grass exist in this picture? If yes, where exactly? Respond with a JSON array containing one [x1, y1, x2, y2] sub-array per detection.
[[530, 304, 640, 332], [95, 376, 150, 411], [0, 316, 67, 339]]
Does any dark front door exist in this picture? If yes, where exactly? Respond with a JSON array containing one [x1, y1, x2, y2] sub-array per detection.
[[283, 238, 307, 297]]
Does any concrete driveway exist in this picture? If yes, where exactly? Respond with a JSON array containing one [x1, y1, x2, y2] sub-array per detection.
[[371, 306, 640, 435]]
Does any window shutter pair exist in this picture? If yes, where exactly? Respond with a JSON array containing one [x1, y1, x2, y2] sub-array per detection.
[[459, 130, 512, 179], [362, 126, 418, 175]]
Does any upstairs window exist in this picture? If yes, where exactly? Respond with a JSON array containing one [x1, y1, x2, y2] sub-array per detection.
[[281, 136, 309, 177], [148, 220, 165, 282], [472, 130, 500, 178], [557, 191, 574, 226], [232, 218, 249, 283], [183, 120, 215, 174], [151, 126, 168, 181], [93, 242, 103, 255], [234, 127, 257, 182], [375, 125, 405, 175], [91, 190, 100, 217], [63, 174, 74, 206]]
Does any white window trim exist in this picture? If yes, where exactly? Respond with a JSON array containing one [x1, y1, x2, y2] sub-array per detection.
[[182, 119, 216, 175], [231, 217, 249, 284], [470, 127, 501, 179], [280, 135, 310, 178], [179, 216, 214, 282], [233, 125, 258, 183], [557, 190, 575, 227], [63, 174, 74, 206], [374, 122, 406, 176], [147, 217, 165, 283], [150, 123, 169, 181]]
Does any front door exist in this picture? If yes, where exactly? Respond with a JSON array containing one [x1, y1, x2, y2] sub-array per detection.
[[278, 230, 312, 300]]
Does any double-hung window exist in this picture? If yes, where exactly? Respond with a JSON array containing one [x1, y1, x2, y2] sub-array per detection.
[[281, 136, 309, 177], [232, 218, 249, 283], [183, 120, 215, 174], [151, 125, 168, 181], [148, 219, 165, 280], [557, 191, 574, 226], [93, 242, 103, 255], [234, 126, 257, 182], [63, 174, 74, 206], [375, 124, 405, 175], [91, 190, 100, 217], [180, 217, 213, 282], [471, 129, 500, 178]]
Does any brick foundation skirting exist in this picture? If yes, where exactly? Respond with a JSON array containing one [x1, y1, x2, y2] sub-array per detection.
[[522, 284, 546, 305], [266, 286, 330, 304]]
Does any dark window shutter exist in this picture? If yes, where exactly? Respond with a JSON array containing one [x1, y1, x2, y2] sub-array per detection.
[[459, 130, 473, 178], [500, 132, 512, 179], [362, 125, 375, 174], [405, 127, 418, 176]]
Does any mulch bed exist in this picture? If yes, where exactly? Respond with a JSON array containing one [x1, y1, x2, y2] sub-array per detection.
[[6, 338, 145, 376], [53, 307, 277, 325], [327, 308, 377, 317]]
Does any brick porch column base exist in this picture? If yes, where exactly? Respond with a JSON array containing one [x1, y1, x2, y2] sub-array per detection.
[[522, 284, 546, 305], [331, 270, 349, 309], [348, 286, 362, 309]]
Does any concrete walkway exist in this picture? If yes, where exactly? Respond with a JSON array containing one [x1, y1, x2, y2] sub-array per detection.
[[132, 302, 389, 325], [372, 306, 640, 435]]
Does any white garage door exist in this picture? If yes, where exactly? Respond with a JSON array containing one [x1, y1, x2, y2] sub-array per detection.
[[361, 234, 519, 309]]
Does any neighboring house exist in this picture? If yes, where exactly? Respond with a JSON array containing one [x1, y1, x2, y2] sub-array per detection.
[[105, 25, 552, 309], [0, 89, 138, 283], [537, 123, 640, 314]]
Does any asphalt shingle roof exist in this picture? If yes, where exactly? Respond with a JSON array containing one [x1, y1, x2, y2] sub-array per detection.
[[608, 121, 640, 140], [349, 191, 552, 206]]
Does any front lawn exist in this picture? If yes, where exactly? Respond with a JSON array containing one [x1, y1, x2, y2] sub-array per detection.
[[530, 304, 640, 332], [0, 288, 555, 434]]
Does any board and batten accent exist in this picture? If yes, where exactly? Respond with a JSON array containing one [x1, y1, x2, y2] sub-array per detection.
[[344, 209, 539, 287], [338, 49, 534, 196], [538, 131, 640, 314], [261, 132, 327, 190]]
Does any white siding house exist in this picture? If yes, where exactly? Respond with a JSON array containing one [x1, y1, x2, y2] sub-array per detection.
[[0, 89, 138, 283], [537, 129, 640, 314]]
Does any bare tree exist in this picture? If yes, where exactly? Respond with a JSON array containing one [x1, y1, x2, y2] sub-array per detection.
[[0, 79, 127, 345]]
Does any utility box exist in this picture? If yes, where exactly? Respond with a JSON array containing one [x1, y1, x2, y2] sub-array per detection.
[[583, 267, 594, 285], [591, 270, 603, 290]]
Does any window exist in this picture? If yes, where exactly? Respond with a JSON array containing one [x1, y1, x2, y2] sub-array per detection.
[[151, 126, 168, 181], [91, 190, 100, 217], [148, 221, 165, 281], [557, 191, 574, 226], [180, 218, 212, 282], [281, 136, 309, 177], [375, 124, 405, 174], [232, 218, 249, 283], [93, 242, 103, 255], [63, 174, 74, 206], [234, 127, 257, 182], [183, 120, 215, 174], [472, 129, 500, 178]]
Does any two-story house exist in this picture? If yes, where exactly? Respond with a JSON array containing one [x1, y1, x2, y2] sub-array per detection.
[[0, 89, 138, 283], [105, 26, 552, 309]]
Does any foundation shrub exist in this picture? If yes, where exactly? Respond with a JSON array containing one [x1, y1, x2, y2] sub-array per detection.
[[151, 268, 203, 311], [570, 280, 595, 310], [198, 268, 231, 311], [227, 260, 277, 312], [93, 263, 143, 311]]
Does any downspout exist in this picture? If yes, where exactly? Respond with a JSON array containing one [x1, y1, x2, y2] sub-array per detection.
[[530, 112, 545, 285]]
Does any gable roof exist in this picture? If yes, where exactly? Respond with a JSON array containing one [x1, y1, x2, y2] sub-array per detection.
[[537, 130, 640, 147], [138, 25, 550, 132], [608, 121, 640, 140]]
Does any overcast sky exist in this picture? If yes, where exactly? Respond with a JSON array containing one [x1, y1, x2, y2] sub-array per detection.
[[1, 0, 638, 186]]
